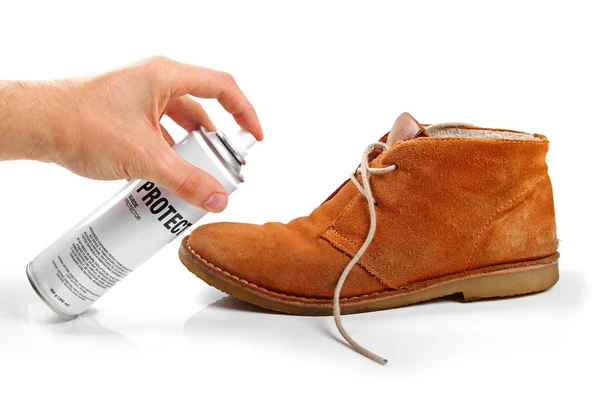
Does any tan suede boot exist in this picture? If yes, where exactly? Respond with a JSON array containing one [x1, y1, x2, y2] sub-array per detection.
[[179, 113, 559, 364]]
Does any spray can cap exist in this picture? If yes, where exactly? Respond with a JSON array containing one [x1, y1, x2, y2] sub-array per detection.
[[228, 129, 256, 157], [216, 128, 256, 166]]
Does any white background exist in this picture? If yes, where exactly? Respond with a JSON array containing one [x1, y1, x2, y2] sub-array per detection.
[[1, 1, 598, 399]]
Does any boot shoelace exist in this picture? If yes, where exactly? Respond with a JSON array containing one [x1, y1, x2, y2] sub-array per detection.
[[333, 141, 397, 365]]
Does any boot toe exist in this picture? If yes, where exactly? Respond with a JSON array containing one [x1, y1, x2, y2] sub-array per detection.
[[182, 221, 388, 301]]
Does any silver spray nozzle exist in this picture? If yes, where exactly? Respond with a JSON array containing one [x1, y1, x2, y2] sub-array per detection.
[[199, 126, 256, 183]]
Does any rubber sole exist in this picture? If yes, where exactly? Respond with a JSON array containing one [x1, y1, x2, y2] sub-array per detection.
[[179, 240, 559, 316]]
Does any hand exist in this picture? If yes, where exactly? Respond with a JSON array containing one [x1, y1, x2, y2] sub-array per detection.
[[0, 56, 263, 212]]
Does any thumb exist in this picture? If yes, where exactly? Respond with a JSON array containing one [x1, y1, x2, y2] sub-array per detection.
[[146, 145, 228, 213]]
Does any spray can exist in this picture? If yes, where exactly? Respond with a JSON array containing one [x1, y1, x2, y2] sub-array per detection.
[[26, 126, 256, 318]]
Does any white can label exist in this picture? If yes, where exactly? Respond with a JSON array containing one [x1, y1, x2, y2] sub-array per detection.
[[29, 179, 207, 315]]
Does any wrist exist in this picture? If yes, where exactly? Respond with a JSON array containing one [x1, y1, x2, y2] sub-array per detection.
[[0, 80, 70, 162]]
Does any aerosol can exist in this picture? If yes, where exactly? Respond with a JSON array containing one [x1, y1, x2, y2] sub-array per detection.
[[27, 126, 256, 318]]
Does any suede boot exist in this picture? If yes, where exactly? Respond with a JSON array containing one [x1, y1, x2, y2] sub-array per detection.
[[179, 113, 559, 363]]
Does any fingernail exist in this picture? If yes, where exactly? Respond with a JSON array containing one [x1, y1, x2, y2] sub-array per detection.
[[202, 193, 228, 212]]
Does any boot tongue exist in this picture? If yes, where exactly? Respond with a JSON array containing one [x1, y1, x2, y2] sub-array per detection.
[[386, 112, 429, 146]]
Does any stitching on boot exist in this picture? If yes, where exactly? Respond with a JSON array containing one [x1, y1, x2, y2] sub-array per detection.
[[184, 237, 558, 302], [465, 175, 548, 270], [184, 237, 394, 301], [324, 173, 400, 287], [322, 229, 398, 289], [329, 189, 361, 227], [324, 201, 401, 288]]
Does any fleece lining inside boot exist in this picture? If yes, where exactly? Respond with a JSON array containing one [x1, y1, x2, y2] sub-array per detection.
[[426, 124, 540, 141]]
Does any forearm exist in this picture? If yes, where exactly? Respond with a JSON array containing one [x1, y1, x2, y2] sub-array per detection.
[[0, 80, 64, 162]]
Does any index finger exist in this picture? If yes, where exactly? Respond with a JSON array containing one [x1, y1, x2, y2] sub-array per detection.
[[156, 58, 263, 140]]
